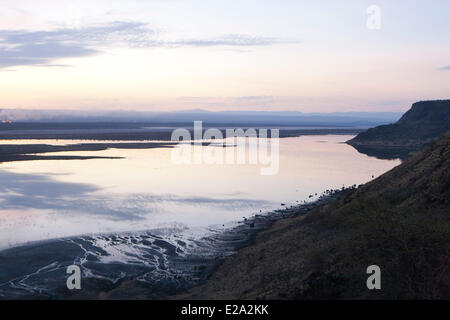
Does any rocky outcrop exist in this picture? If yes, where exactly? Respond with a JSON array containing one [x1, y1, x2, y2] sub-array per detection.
[[347, 100, 450, 159]]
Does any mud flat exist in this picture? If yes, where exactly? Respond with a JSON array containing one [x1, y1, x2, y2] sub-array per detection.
[[0, 190, 345, 300]]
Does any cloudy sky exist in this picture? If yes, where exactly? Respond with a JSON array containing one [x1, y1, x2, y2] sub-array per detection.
[[0, 0, 449, 112]]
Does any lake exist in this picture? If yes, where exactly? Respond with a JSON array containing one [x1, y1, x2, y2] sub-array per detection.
[[0, 134, 402, 298], [0, 135, 400, 250]]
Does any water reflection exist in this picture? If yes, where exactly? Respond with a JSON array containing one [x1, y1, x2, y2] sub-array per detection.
[[0, 169, 98, 198], [0, 135, 401, 249]]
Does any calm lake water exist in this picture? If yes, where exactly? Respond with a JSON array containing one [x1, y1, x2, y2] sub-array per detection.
[[0, 135, 400, 250]]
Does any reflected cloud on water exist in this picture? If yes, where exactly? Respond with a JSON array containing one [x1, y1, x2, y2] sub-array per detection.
[[0, 169, 272, 221]]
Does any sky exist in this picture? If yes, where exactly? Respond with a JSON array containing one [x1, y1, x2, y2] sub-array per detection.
[[0, 0, 449, 112]]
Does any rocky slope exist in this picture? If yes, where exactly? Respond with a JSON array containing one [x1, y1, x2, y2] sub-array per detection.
[[176, 131, 450, 299], [347, 100, 450, 159]]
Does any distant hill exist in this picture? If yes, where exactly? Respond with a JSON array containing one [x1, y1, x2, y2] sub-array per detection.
[[347, 100, 450, 159], [0, 108, 402, 127], [178, 131, 450, 299]]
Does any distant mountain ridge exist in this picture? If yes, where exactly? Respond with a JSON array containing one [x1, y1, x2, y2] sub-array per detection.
[[0, 108, 402, 127], [347, 100, 450, 159]]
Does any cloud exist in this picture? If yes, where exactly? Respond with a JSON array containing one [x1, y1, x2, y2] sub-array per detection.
[[168, 34, 297, 47], [0, 22, 297, 68], [0, 22, 152, 68], [173, 95, 281, 109], [0, 42, 98, 67], [438, 66, 450, 70]]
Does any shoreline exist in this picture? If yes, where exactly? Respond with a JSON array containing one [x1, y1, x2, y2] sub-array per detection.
[[0, 128, 364, 140], [0, 130, 363, 164], [0, 189, 347, 300], [91, 189, 348, 300]]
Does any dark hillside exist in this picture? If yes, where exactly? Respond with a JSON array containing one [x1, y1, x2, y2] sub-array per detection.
[[177, 131, 450, 299]]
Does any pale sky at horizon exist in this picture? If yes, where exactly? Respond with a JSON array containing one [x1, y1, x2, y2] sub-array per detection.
[[0, 0, 449, 112]]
